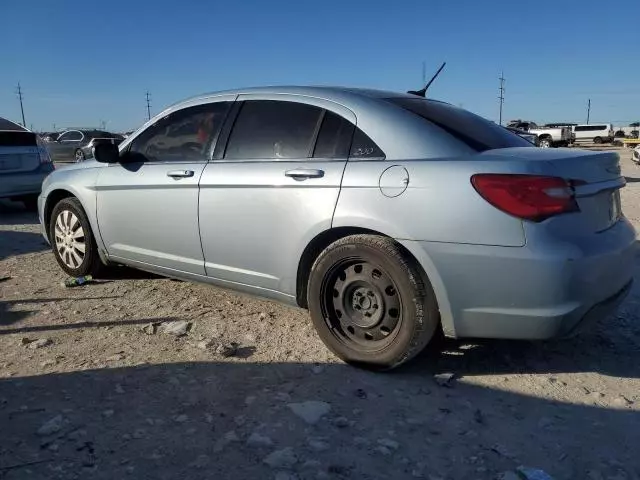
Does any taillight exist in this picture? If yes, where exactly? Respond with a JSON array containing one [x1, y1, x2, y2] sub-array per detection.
[[471, 174, 579, 222], [36, 136, 52, 164]]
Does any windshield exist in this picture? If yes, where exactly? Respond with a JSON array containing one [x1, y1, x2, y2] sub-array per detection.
[[388, 98, 532, 152]]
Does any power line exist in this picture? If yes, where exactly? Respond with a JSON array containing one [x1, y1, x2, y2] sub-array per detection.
[[16, 82, 26, 127], [498, 72, 505, 126], [145, 91, 152, 121]]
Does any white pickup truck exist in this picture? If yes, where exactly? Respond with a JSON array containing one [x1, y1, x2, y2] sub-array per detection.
[[506, 120, 573, 148]]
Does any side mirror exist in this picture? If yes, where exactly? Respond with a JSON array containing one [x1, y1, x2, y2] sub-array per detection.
[[93, 142, 120, 164]]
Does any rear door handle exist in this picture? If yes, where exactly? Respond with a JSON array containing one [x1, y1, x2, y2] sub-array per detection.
[[285, 168, 325, 180], [167, 170, 194, 178]]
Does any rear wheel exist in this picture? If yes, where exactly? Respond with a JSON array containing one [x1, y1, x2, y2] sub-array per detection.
[[49, 197, 106, 277], [593, 136, 603, 144], [307, 234, 439, 370], [539, 136, 553, 148]]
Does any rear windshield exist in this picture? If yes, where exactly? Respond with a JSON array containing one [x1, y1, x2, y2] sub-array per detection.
[[0, 131, 37, 147], [387, 98, 531, 152]]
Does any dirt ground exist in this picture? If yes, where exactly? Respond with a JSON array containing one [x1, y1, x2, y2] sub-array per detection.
[[1, 149, 639, 480]]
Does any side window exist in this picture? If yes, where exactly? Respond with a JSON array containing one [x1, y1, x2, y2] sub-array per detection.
[[130, 102, 230, 162], [225, 100, 323, 160], [349, 128, 385, 159], [59, 131, 82, 142], [313, 111, 355, 159]]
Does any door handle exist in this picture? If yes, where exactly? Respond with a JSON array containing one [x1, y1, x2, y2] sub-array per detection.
[[284, 169, 324, 180], [167, 170, 194, 178]]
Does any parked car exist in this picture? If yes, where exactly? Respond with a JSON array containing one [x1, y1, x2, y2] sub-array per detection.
[[46, 129, 124, 162], [505, 127, 539, 146], [38, 86, 635, 370], [39, 132, 60, 142], [507, 120, 573, 148], [571, 124, 614, 144], [0, 117, 54, 209], [633, 145, 640, 165]]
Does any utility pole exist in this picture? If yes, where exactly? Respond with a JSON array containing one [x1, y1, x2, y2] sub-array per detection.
[[53, 123, 57, 131], [498, 72, 506, 126], [16, 82, 26, 127], [145, 91, 152, 120], [586, 99, 591, 124], [422, 61, 426, 84]]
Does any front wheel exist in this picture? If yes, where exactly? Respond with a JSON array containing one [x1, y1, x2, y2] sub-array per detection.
[[539, 136, 553, 148], [593, 137, 603, 144], [49, 197, 106, 277], [307, 235, 439, 370]]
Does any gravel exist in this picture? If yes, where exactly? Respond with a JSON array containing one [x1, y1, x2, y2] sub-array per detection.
[[1, 148, 639, 479]]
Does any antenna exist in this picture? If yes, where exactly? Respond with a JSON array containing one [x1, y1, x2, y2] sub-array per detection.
[[16, 82, 26, 127], [145, 91, 152, 120], [408, 62, 446, 98], [498, 72, 506, 126]]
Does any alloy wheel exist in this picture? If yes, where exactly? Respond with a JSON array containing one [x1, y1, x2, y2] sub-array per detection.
[[54, 210, 86, 269]]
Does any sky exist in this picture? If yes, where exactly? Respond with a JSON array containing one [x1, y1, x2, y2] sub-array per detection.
[[1, 0, 639, 132]]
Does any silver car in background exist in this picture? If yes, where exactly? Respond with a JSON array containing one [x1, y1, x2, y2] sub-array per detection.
[[37, 86, 635, 370], [0, 117, 54, 209]]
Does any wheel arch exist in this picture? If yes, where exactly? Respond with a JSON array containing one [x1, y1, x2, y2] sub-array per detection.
[[295, 226, 453, 336], [44, 189, 76, 238], [44, 187, 108, 264]]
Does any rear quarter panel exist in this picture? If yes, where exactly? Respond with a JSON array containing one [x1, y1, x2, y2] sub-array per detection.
[[333, 159, 525, 246]]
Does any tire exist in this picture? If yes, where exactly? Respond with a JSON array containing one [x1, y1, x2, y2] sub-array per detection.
[[539, 136, 553, 148], [49, 197, 106, 277], [75, 149, 86, 162], [593, 137, 602, 144], [307, 234, 439, 370], [20, 194, 38, 211]]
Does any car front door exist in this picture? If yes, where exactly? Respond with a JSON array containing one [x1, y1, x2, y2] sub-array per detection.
[[198, 95, 358, 297], [48, 130, 84, 162], [96, 99, 233, 275]]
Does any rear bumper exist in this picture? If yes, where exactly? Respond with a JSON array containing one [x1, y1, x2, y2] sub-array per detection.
[[0, 165, 54, 199], [406, 217, 636, 339]]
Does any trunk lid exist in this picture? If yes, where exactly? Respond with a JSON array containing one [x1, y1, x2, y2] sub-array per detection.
[[0, 131, 40, 174], [480, 147, 624, 232]]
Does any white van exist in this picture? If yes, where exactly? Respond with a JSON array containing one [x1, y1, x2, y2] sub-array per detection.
[[572, 124, 613, 144]]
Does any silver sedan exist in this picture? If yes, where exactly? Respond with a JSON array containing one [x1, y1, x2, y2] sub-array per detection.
[[38, 86, 636, 370]]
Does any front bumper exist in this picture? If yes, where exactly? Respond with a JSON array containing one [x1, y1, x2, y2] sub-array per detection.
[[408, 217, 636, 339]]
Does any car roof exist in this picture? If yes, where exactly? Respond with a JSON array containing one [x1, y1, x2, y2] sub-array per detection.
[[0, 117, 28, 132], [170, 86, 435, 111]]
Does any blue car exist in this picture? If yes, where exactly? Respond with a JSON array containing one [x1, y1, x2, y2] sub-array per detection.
[[0, 117, 54, 209]]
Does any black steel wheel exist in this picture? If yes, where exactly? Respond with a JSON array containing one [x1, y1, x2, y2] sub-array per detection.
[[307, 234, 439, 370]]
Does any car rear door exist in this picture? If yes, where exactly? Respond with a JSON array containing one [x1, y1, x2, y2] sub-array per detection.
[[96, 99, 233, 275], [198, 95, 356, 296]]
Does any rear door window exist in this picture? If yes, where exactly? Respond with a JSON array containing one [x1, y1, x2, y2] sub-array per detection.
[[225, 100, 323, 160], [389, 98, 531, 151]]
